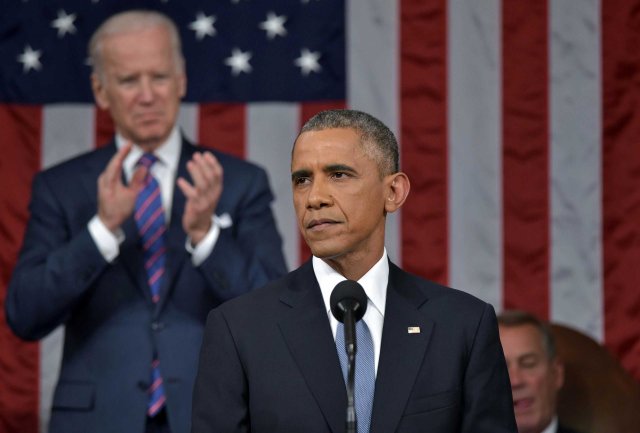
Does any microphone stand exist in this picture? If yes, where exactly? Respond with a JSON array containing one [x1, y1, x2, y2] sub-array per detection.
[[330, 280, 367, 433], [343, 308, 357, 433]]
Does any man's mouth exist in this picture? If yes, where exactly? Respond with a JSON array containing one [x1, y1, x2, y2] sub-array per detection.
[[307, 219, 338, 230], [135, 112, 163, 122], [513, 397, 534, 412]]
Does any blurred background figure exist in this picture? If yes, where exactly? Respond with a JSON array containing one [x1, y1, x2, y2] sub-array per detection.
[[498, 310, 582, 433], [4, 10, 286, 433]]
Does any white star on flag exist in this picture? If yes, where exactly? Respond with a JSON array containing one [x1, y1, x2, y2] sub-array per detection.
[[189, 12, 216, 40], [225, 48, 252, 75], [17, 45, 42, 73], [294, 48, 321, 75], [259, 12, 287, 39], [51, 10, 77, 38]]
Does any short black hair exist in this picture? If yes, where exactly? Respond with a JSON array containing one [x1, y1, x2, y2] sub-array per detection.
[[297, 109, 399, 176], [498, 310, 557, 360]]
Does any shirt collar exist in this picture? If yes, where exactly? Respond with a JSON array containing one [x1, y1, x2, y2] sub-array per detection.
[[117, 126, 181, 177], [314, 249, 389, 319], [541, 416, 558, 433]]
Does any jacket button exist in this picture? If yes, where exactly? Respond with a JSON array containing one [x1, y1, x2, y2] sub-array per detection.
[[151, 321, 164, 331]]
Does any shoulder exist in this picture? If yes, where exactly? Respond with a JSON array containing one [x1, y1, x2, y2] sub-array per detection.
[[388, 262, 496, 336], [217, 266, 304, 314], [185, 139, 268, 179], [390, 262, 489, 311], [212, 263, 317, 330], [213, 149, 263, 173], [35, 145, 115, 186]]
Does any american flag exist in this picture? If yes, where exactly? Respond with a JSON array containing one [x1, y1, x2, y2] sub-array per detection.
[[1, 0, 639, 432]]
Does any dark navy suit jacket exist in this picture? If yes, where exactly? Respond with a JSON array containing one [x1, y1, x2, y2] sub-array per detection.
[[192, 260, 518, 433], [5, 138, 287, 433], [558, 424, 584, 433]]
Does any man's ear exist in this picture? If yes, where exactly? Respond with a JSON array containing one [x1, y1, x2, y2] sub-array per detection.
[[178, 70, 187, 99], [553, 358, 565, 391], [91, 73, 109, 110], [384, 172, 410, 213]]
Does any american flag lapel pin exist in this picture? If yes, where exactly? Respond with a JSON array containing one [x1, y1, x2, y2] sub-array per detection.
[[407, 326, 421, 334]]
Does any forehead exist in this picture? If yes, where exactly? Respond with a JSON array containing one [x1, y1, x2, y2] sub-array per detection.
[[499, 324, 546, 357], [291, 128, 370, 167], [101, 25, 174, 69]]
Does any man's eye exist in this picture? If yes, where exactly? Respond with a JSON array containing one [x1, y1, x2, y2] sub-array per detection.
[[293, 177, 310, 185], [332, 172, 348, 179], [119, 77, 136, 85]]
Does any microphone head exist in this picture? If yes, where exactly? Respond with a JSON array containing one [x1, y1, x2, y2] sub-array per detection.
[[330, 280, 368, 323]]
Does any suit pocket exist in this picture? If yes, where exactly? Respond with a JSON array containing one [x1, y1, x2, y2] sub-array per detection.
[[403, 389, 460, 416], [52, 381, 95, 411]]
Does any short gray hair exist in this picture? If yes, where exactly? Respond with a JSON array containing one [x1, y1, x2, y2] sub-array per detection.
[[89, 10, 184, 80], [298, 109, 399, 177], [498, 310, 557, 360]]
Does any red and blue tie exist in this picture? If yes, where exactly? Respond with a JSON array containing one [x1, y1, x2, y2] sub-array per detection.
[[134, 153, 167, 417]]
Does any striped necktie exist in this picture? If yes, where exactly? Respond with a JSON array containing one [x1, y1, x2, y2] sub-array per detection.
[[336, 319, 376, 433], [134, 153, 167, 417]]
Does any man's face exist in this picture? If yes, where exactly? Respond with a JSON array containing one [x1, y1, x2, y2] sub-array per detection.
[[91, 24, 186, 151], [291, 128, 391, 271], [499, 324, 564, 433]]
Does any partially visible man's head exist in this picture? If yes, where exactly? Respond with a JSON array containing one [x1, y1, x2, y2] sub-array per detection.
[[89, 10, 186, 151], [498, 310, 564, 433], [291, 110, 409, 279]]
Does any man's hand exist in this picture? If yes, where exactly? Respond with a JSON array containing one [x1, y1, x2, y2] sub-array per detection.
[[177, 151, 223, 245], [97, 142, 147, 232]]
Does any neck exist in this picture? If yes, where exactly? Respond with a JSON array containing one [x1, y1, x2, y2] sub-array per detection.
[[322, 249, 384, 281]]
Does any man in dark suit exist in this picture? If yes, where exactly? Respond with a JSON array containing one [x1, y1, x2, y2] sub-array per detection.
[[5, 10, 287, 433], [498, 311, 584, 433], [192, 109, 517, 433]]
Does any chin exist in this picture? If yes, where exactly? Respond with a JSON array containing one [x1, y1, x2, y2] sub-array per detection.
[[516, 418, 544, 433], [134, 130, 170, 146], [307, 244, 340, 260]]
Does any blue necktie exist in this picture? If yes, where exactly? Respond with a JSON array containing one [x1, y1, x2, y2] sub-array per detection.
[[336, 319, 376, 433], [134, 153, 167, 417]]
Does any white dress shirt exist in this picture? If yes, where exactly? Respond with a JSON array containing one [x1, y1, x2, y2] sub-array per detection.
[[88, 127, 219, 265], [314, 249, 389, 375], [542, 416, 559, 433]]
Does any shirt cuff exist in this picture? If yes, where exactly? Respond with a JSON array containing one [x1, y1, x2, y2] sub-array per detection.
[[186, 215, 221, 266], [88, 215, 124, 263]]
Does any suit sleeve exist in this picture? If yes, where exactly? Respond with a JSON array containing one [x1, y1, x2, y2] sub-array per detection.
[[5, 172, 109, 340], [195, 164, 287, 301], [192, 308, 249, 433], [461, 303, 518, 432]]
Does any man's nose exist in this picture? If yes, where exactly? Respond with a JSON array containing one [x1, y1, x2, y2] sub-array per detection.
[[306, 177, 332, 209], [138, 78, 155, 103], [508, 366, 524, 388]]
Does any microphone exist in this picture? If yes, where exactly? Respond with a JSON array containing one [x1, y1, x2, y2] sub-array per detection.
[[330, 280, 368, 433], [330, 280, 368, 360]]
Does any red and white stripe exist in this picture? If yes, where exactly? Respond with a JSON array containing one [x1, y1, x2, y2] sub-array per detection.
[[2, 1, 640, 431]]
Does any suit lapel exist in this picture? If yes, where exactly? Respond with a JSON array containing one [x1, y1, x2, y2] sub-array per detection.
[[370, 263, 433, 433], [277, 263, 347, 433], [119, 216, 151, 302]]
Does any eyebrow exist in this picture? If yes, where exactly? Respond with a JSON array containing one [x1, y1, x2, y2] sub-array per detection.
[[517, 353, 541, 363], [325, 164, 356, 174], [291, 164, 357, 181], [291, 169, 310, 181]]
